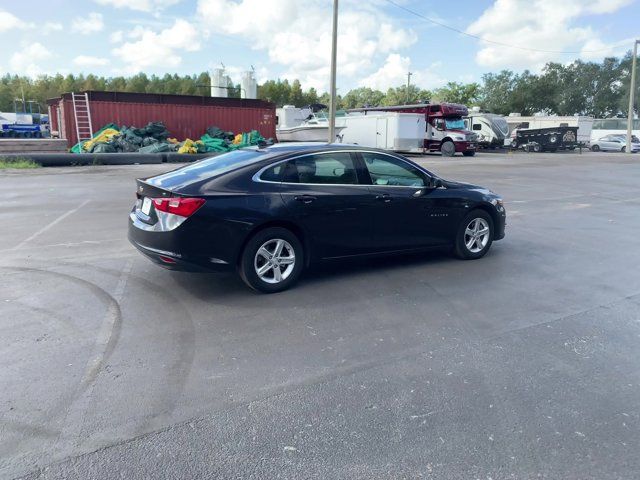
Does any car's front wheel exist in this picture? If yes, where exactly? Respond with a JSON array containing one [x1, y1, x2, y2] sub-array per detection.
[[453, 210, 494, 259], [239, 227, 304, 293], [591, 144, 600, 152]]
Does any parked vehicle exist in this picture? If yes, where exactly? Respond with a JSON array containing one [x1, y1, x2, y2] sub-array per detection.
[[335, 112, 426, 151], [128, 143, 506, 292], [510, 126, 579, 152], [590, 134, 640, 152], [591, 118, 640, 143], [464, 112, 509, 148], [276, 104, 345, 142], [349, 103, 478, 157], [504, 114, 593, 146]]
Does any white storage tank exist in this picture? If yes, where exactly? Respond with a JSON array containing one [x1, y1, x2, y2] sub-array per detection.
[[241, 71, 257, 99], [211, 68, 228, 98]]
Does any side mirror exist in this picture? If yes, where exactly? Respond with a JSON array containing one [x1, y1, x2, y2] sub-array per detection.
[[427, 177, 442, 189]]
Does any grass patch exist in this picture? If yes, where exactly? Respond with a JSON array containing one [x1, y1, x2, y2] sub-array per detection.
[[0, 157, 41, 169]]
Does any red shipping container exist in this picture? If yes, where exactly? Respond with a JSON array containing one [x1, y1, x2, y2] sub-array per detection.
[[46, 91, 276, 148]]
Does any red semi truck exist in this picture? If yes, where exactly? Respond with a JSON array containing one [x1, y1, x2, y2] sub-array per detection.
[[349, 103, 478, 156]]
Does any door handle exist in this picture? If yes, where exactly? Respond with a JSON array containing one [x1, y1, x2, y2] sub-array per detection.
[[294, 195, 317, 204], [375, 193, 391, 203]]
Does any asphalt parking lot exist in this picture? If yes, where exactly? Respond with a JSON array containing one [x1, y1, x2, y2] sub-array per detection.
[[2, 150, 640, 479]]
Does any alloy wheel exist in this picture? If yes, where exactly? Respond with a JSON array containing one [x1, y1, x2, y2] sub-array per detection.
[[254, 239, 296, 284], [464, 218, 490, 253]]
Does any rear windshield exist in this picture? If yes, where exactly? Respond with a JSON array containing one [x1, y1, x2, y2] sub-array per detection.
[[147, 149, 267, 190]]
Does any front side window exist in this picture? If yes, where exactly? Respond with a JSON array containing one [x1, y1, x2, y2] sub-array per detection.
[[282, 152, 359, 185], [361, 152, 425, 187]]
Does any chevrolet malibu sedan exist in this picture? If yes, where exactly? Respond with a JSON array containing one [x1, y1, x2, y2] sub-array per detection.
[[128, 144, 506, 292]]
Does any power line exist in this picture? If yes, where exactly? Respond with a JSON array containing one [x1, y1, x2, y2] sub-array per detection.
[[384, 0, 630, 55]]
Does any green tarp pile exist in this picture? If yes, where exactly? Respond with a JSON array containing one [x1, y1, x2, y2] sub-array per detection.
[[71, 123, 273, 154]]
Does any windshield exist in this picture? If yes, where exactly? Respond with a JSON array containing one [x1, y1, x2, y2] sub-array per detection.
[[147, 149, 266, 190], [445, 118, 466, 130]]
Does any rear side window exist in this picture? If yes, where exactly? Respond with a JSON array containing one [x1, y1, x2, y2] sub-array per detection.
[[281, 152, 359, 185], [361, 152, 425, 187], [473, 124, 482, 130], [260, 163, 284, 182]]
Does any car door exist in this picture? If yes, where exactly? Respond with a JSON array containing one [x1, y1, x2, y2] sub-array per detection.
[[276, 151, 374, 259], [358, 151, 453, 251], [600, 136, 617, 151]]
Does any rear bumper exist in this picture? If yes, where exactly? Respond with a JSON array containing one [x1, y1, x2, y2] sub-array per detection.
[[128, 212, 234, 273]]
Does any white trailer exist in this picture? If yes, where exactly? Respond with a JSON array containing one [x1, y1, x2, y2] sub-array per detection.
[[505, 114, 594, 145], [336, 112, 425, 151]]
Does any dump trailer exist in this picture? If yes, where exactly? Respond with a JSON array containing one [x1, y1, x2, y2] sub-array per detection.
[[511, 126, 579, 152]]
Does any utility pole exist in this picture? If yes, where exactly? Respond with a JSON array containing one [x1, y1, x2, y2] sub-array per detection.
[[406, 71, 413, 104], [327, 0, 339, 143], [626, 39, 639, 154]]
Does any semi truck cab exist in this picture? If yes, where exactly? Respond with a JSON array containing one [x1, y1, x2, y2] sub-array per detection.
[[425, 103, 477, 157]]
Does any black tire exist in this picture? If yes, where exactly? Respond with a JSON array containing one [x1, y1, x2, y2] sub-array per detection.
[[453, 210, 494, 260], [591, 144, 600, 152], [462, 151, 475, 157], [239, 227, 304, 293], [440, 140, 455, 157], [621, 146, 626, 153]]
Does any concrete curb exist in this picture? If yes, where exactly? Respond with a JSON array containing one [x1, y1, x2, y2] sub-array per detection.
[[0, 153, 215, 167]]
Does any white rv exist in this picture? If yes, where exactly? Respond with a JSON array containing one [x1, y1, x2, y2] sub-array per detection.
[[336, 112, 426, 151], [505, 114, 594, 145], [464, 111, 509, 148]]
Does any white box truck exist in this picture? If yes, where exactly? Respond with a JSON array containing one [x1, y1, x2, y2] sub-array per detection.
[[336, 112, 425, 151]]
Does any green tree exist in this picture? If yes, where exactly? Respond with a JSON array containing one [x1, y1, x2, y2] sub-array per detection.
[[383, 84, 430, 106], [341, 87, 385, 108], [432, 82, 481, 106]]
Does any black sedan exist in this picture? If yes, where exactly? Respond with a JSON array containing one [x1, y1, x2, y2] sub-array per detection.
[[128, 144, 506, 292]]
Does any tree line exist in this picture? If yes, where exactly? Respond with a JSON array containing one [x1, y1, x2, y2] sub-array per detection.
[[0, 54, 637, 118]]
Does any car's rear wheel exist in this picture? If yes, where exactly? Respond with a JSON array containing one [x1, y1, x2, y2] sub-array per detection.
[[239, 227, 304, 293], [591, 144, 600, 152], [453, 210, 494, 260]]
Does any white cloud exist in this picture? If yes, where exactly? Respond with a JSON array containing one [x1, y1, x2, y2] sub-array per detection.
[[466, 0, 634, 70], [43, 22, 63, 34], [110, 30, 124, 43], [9, 42, 52, 77], [71, 12, 104, 35], [0, 10, 24, 32], [73, 55, 110, 67], [359, 54, 446, 91], [197, 0, 417, 91], [112, 19, 201, 72], [94, 0, 181, 12]]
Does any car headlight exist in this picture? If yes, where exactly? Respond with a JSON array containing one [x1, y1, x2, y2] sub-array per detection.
[[454, 136, 464, 141], [490, 198, 504, 208]]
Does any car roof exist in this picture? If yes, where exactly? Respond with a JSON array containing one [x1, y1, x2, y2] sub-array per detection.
[[250, 142, 382, 155]]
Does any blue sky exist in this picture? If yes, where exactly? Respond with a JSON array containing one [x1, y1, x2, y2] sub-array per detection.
[[1, 0, 638, 93]]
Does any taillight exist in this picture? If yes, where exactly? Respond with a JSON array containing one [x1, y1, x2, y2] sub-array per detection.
[[153, 197, 205, 217]]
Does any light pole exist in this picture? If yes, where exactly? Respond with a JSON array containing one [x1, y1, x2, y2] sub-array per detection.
[[626, 39, 639, 154], [406, 71, 413, 104], [327, 0, 339, 143]]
